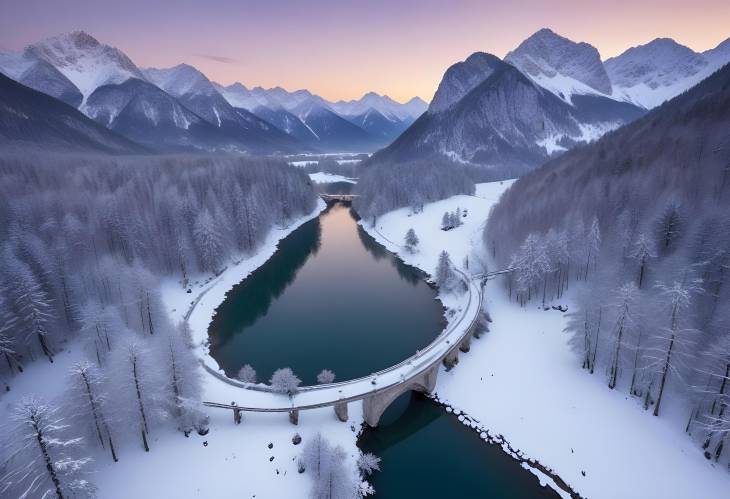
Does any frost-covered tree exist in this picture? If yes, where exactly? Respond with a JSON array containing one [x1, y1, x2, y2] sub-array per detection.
[[270, 367, 301, 396], [584, 217, 601, 280], [655, 200, 685, 254], [109, 339, 166, 451], [158, 325, 203, 433], [77, 300, 116, 367], [693, 318, 730, 460], [512, 233, 552, 305], [6, 256, 56, 362], [237, 364, 257, 383], [566, 284, 603, 373], [193, 209, 227, 273], [0, 395, 95, 499], [545, 228, 570, 299], [606, 282, 639, 389], [630, 233, 657, 289], [646, 280, 701, 416], [317, 369, 336, 384], [0, 332, 22, 375], [434, 251, 457, 292], [356, 452, 381, 476], [441, 212, 451, 231], [301, 432, 328, 480], [66, 361, 118, 462], [404, 228, 419, 253], [301, 433, 357, 499], [354, 159, 474, 221]]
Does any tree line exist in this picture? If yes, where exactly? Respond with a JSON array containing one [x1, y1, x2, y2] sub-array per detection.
[[0, 153, 318, 497], [485, 64, 730, 467], [353, 159, 475, 223]]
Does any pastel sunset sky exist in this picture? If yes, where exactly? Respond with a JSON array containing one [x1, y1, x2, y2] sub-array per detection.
[[1, 0, 729, 102]]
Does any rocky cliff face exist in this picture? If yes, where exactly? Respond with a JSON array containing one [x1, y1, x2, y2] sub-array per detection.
[[506, 28, 612, 96]]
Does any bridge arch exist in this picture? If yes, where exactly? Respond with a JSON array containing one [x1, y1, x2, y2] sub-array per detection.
[[362, 364, 439, 427]]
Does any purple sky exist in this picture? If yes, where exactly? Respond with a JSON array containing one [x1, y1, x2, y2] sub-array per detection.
[[1, 0, 729, 101]]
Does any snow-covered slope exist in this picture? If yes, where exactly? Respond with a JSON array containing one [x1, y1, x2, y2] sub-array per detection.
[[0, 51, 83, 107], [250, 105, 320, 143], [24, 31, 145, 102], [363, 181, 730, 499], [374, 55, 643, 175], [217, 84, 328, 113], [0, 72, 144, 153], [144, 63, 219, 98], [704, 37, 730, 68], [143, 63, 305, 152], [291, 101, 376, 151], [505, 28, 612, 103], [605, 37, 730, 109], [214, 82, 263, 109], [345, 107, 412, 143], [216, 83, 426, 150]]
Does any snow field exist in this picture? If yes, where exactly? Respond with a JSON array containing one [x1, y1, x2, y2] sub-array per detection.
[[361, 180, 730, 499]]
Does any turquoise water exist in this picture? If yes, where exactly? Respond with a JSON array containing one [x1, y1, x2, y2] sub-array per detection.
[[358, 392, 560, 498], [208, 202, 445, 385]]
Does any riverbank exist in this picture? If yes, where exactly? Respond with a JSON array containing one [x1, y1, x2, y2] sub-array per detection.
[[360, 180, 730, 498], [96, 201, 367, 498]]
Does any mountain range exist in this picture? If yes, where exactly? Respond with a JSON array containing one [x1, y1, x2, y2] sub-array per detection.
[[0, 71, 145, 154], [372, 28, 730, 176], [0, 29, 728, 162], [0, 31, 426, 154]]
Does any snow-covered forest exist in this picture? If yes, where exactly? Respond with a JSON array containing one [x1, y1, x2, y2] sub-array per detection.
[[0, 154, 317, 497], [486, 65, 730, 465], [353, 159, 475, 221]]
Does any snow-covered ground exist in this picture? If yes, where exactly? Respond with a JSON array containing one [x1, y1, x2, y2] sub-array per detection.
[[308, 172, 357, 184], [361, 180, 730, 499], [2, 201, 364, 499]]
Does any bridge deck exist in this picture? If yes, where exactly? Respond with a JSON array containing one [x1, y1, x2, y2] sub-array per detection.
[[201, 267, 485, 412]]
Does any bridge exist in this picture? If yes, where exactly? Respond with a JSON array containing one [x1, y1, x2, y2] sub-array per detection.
[[320, 193, 358, 203], [200, 265, 514, 427]]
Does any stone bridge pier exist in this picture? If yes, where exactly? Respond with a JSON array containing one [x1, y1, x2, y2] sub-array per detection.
[[362, 364, 439, 427]]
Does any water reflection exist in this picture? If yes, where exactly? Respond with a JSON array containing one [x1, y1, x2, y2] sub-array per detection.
[[208, 203, 445, 384]]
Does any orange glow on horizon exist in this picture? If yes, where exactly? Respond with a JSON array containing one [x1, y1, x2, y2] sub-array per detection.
[[1, 0, 729, 102]]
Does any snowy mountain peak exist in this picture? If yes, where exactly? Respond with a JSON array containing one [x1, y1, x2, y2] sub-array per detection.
[[428, 52, 504, 113], [329, 91, 425, 121], [24, 31, 145, 100], [505, 28, 612, 100], [703, 37, 730, 67], [604, 37, 711, 108], [144, 64, 218, 97]]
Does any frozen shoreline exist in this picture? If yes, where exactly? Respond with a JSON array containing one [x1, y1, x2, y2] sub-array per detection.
[[360, 180, 730, 499], [98, 200, 366, 498]]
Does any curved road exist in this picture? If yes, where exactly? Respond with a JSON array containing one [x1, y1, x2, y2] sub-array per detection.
[[197, 266, 483, 413]]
